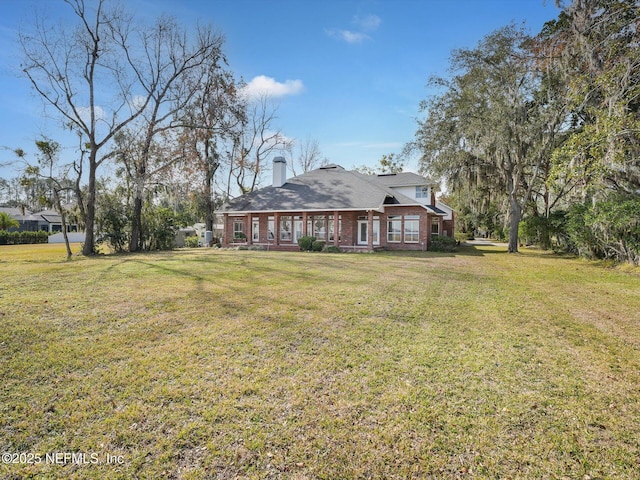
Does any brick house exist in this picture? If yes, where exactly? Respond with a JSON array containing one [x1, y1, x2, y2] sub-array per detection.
[[221, 157, 454, 251]]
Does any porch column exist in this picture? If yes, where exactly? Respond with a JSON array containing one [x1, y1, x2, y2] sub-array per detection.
[[302, 212, 308, 236], [247, 216, 252, 245], [333, 210, 339, 246], [367, 210, 374, 250], [274, 212, 280, 246]]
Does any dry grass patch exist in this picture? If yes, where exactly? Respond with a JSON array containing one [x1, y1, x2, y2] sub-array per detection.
[[0, 244, 639, 479]]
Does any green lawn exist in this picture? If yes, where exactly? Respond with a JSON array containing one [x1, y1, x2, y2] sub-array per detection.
[[1, 244, 639, 479]]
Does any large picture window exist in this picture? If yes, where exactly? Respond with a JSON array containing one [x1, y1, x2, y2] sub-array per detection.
[[280, 216, 292, 241], [404, 215, 420, 243], [313, 215, 326, 240], [387, 216, 401, 242], [233, 219, 245, 240]]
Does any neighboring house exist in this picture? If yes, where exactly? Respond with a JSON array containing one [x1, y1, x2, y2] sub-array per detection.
[[220, 157, 454, 251], [0, 207, 78, 233]]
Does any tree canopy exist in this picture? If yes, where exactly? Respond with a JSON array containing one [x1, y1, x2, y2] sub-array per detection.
[[413, 0, 640, 262]]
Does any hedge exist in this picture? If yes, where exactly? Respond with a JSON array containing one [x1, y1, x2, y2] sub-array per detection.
[[0, 230, 49, 245]]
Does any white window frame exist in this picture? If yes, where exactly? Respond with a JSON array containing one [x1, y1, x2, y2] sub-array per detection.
[[415, 186, 430, 199], [313, 215, 326, 240], [357, 218, 380, 245], [387, 216, 401, 243], [267, 216, 275, 240], [233, 219, 245, 240], [293, 217, 303, 243], [252, 218, 259, 242], [280, 215, 292, 241], [404, 215, 420, 243]]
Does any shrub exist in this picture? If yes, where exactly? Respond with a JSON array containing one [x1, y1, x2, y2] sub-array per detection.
[[565, 195, 640, 264], [519, 212, 571, 251], [429, 235, 457, 252], [184, 236, 200, 248], [144, 207, 178, 251], [311, 240, 325, 252], [322, 245, 342, 253], [454, 232, 472, 243], [297, 235, 316, 252], [96, 198, 130, 253]]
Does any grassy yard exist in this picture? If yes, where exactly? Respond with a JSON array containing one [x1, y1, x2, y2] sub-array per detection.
[[0, 243, 639, 479]]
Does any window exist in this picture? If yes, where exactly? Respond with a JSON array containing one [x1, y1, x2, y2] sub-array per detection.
[[404, 215, 420, 243], [431, 220, 440, 236], [280, 216, 292, 241], [233, 219, 245, 240], [371, 219, 380, 244], [313, 215, 326, 240], [387, 216, 402, 242], [293, 217, 304, 242], [267, 217, 275, 240], [252, 218, 259, 242], [415, 186, 430, 199]]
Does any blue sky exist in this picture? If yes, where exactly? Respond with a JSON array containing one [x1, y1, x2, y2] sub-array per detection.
[[0, 0, 561, 181]]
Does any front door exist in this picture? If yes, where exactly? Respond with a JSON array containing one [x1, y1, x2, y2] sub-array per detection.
[[357, 220, 380, 245]]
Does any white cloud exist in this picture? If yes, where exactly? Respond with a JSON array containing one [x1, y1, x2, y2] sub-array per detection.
[[76, 106, 105, 123], [353, 14, 381, 31], [325, 28, 371, 44], [242, 75, 304, 99], [326, 13, 380, 44]]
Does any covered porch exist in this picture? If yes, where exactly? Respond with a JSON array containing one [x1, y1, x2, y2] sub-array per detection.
[[222, 207, 443, 252]]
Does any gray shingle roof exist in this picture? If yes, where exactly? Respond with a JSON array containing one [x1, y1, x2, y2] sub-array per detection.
[[222, 165, 429, 213], [370, 172, 435, 187]]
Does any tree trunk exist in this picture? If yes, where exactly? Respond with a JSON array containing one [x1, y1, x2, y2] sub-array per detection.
[[204, 189, 214, 232], [508, 189, 521, 253], [129, 196, 143, 252], [82, 156, 97, 256], [129, 176, 145, 252], [54, 189, 72, 259]]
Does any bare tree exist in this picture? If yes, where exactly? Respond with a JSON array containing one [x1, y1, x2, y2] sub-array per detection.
[[19, 0, 225, 254], [227, 94, 291, 195], [117, 18, 226, 252], [290, 136, 328, 176]]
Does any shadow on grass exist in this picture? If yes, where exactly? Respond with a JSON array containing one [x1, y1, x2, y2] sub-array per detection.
[[377, 244, 491, 258]]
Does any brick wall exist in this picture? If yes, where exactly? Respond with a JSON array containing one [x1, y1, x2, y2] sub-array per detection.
[[223, 207, 450, 251]]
